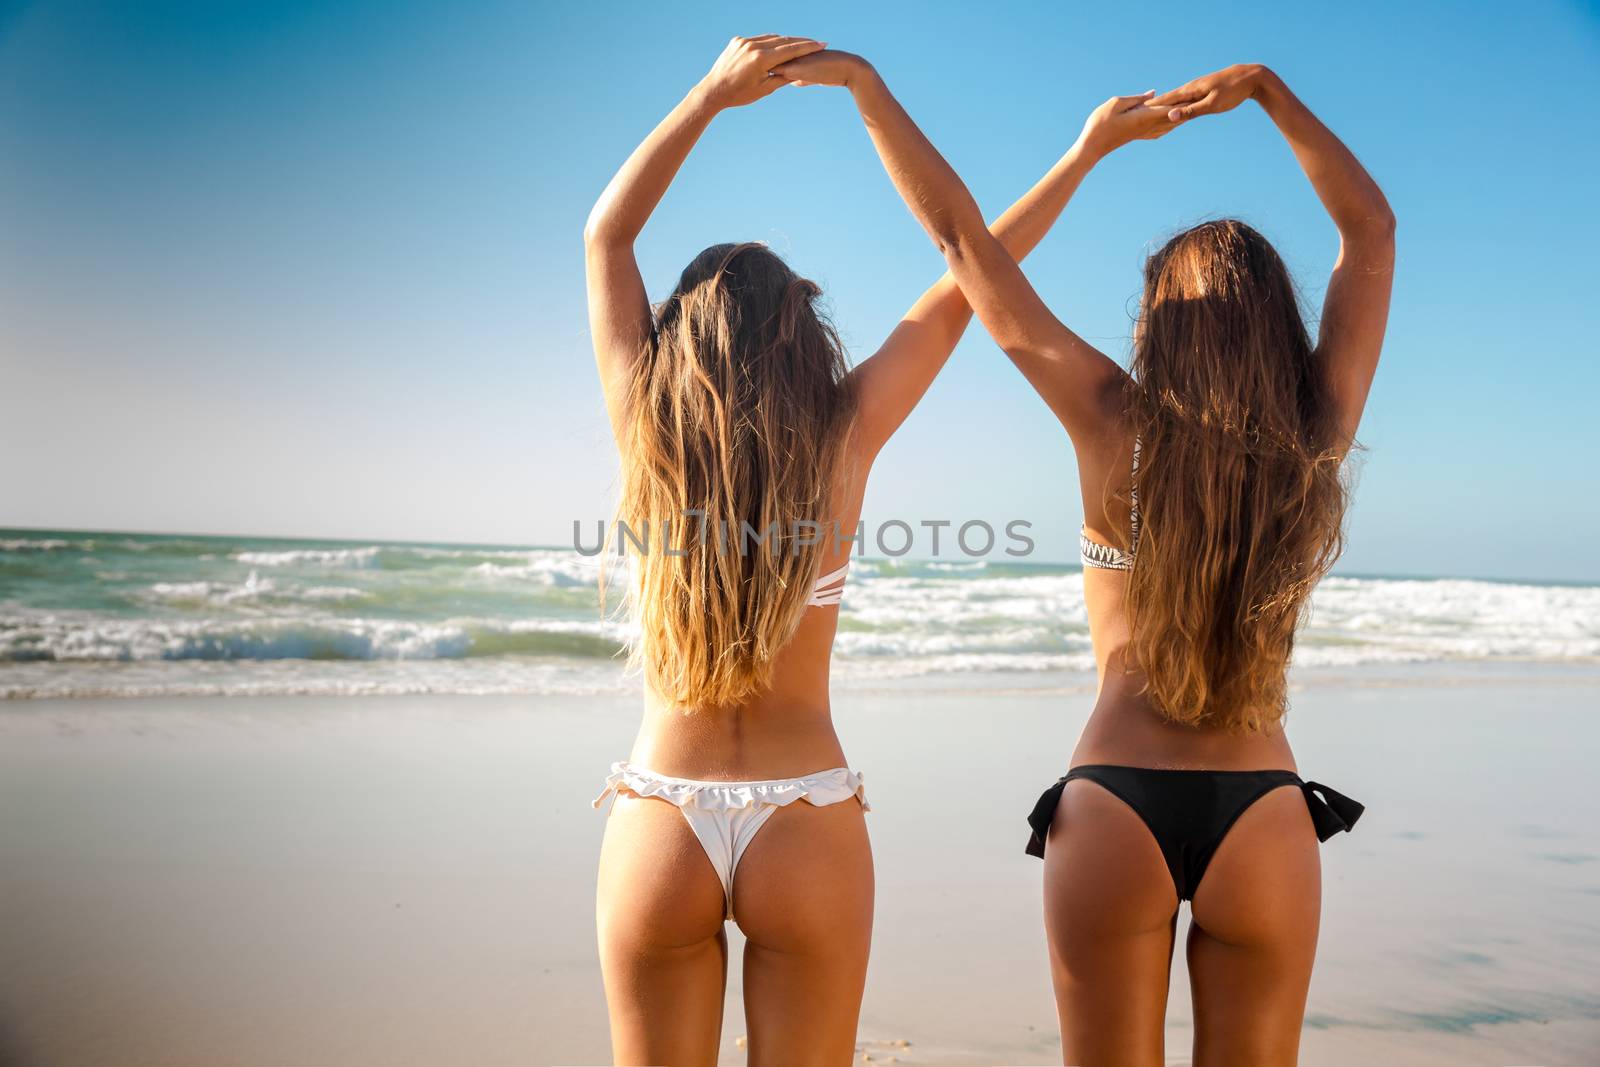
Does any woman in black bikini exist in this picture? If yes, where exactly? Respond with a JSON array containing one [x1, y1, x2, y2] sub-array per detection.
[[775, 54, 1393, 1064]]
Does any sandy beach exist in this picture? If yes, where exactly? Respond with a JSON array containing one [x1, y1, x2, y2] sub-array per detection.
[[2, 668, 1597, 1066], [6, 0, 1599, 1063]]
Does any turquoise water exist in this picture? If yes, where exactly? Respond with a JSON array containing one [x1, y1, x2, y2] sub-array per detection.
[[3, 528, 1598, 698]]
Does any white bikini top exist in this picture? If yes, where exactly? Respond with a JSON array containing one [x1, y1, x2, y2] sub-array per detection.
[[807, 561, 849, 608], [1079, 438, 1142, 572]]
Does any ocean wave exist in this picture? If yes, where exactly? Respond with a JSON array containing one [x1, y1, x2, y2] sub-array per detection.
[[234, 547, 382, 568], [226, 545, 610, 585], [138, 573, 369, 609], [469, 557, 601, 587], [0, 536, 218, 555], [145, 570, 278, 606], [0, 611, 628, 664], [0, 537, 72, 552], [1301, 577, 1600, 662], [301, 585, 369, 602]]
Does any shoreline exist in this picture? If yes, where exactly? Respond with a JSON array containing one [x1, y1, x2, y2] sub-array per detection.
[[4, 657, 1598, 703]]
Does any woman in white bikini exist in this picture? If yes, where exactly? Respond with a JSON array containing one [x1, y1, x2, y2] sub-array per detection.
[[584, 34, 1181, 1066], [776, 51, 1392, 1066]]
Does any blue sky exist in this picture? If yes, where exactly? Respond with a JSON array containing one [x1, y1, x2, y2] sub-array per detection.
[[2, 1, 1597, 582]]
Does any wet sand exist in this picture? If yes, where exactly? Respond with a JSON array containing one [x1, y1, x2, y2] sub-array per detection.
[[1, 670, 1597, 1065]]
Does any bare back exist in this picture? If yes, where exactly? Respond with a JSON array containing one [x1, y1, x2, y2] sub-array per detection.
[[626, 450, 871, 781], [1070, 417, 1300, 772]]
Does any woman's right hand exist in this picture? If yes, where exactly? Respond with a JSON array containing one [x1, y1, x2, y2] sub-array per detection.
[[771, 48, 875, 89], [699, 35, 828, 109]]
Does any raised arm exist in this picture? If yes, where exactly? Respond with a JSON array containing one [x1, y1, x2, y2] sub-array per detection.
[[583, 35, 825, 438], [836, 89, 1178, 458], [777, 52, 1174, 447], [1154, 65, 1396, 446]]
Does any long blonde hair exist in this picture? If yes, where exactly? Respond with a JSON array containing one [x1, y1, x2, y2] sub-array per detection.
[[1124, 220, 1351, 731], [608, 243, 855, 710]]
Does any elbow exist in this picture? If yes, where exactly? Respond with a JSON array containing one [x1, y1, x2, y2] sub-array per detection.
[[1369, 206, 1397, 263], [933, 237, 966, 268], [929, 226, 965, 263], [581, 213, 608, 249], [582, 201, 624, 249], [1363, 194, 1397, 241], [1343, 202, 1395, 258], [924, 199, 989, 264], [1372, 202, 1397, 240], [931, 221, 981, 267]]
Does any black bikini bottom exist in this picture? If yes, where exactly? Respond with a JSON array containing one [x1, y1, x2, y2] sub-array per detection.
[[1025, 765, 1364, 901]]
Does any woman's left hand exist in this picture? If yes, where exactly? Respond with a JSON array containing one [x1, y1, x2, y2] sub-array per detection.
[[1077, 92, 1177, 157]]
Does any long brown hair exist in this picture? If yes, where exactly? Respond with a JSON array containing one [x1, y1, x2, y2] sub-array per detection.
[[1124, 219, 1350, 731], [608, 243, 855, 709]]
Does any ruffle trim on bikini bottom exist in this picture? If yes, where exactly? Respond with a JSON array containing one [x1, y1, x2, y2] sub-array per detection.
[[592, 760, 869, 813]]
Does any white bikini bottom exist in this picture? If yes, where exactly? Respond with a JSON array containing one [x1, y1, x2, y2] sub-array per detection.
[[594, 760, 870, 919]]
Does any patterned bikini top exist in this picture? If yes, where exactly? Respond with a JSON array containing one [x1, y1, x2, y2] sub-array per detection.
[[1079, 438, 1142, 572], [807, 562, 849, 608]]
